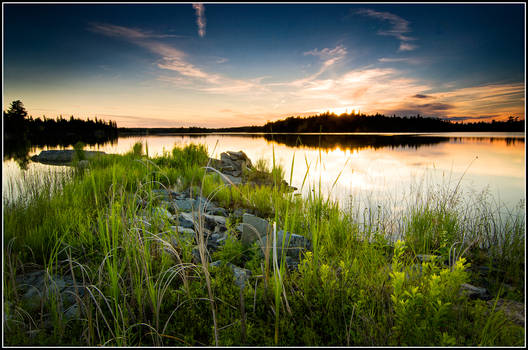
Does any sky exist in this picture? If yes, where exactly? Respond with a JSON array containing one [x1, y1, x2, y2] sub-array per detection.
[[3, 3, 526, 128]]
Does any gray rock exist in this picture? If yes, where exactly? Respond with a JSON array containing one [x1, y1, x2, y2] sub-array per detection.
[[172, 226, 196, 236], [460, 283, 490, 300], [64, 304, 80, 320], [488, 299, 525, 326], [207, 206, 228, 217], [259, 230, 312, 260], [151, 189, 179, 201], [179, 212, 197, 229], [241, 213, 270, 246], [210, 260, 252, 289], [204, 214, 227, 227], [219, 173, 242, 185], [15, 271, 86, 314], [192, 246, 211, 264], [233, 208, 246, 218], [30, 150, 105, 165], [153, 207, 173, 223], [173, 199, 197, 212]]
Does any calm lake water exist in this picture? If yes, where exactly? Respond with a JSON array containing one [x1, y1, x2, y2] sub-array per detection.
[[3, 132, 525, 217]]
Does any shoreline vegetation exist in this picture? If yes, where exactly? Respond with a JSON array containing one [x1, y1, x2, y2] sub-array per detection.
[[3, 143, 525, 346], [118, 112, 525, 135]]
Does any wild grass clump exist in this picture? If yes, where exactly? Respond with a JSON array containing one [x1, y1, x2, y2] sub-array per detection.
[[3, 141, 524, 346]]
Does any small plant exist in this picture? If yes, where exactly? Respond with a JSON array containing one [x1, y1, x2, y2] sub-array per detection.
[[389, 240, 470, 345]]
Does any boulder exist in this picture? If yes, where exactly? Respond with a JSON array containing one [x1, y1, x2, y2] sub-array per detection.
[[241, 213, 270, 246], [460, 283, 491, 300], [488, 299, 525, 326], [259, 229, 312, 260], [173, 198, 197, 212], [210, 260, 252, 289], [30, 150, 105, 165], [14, 270, 86, 317]]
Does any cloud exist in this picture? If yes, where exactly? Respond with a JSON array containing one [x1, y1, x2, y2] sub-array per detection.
[[304, 45, 347, 66], [89, 23, 182, 39], [413, 94, 431, 99], [356, 8, 418, 51], [271, 45, 349, 88], [416, 102, 454, 111], [91, 22, 263, 93], [380, 83, 524, 121], [398, 42, 417, 52], [192, 4, 206, 38]]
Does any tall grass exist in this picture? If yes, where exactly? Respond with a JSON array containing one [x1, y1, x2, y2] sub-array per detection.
[[3, 142, 524, 346]]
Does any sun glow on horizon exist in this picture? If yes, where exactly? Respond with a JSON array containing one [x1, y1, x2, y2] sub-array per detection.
[[307, 106, 362, 116]]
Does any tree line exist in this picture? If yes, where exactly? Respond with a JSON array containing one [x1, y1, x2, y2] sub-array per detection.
[[4, 100, 118, 144], [258, 112, 525, 133], [3, 100, 118, 168], [118, 111, 525, 135]]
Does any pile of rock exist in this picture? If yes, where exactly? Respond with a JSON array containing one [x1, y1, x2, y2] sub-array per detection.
[[8, 270, 86, 330], [207, 150, 253, 185], [133, 181, 313, 287]]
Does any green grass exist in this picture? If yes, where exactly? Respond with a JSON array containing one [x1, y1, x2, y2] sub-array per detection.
[[3, 142, 525, 346]]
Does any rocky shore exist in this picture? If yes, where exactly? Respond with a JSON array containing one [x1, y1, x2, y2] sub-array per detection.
[[16, 149, 524, 334]]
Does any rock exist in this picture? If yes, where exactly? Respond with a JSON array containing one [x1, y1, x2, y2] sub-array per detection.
[[207, 206, 228, 217], [30, 150, 105, 165], [178, 212, 196, 229], [192, 246, 211, 264], [64, 304, 80, 320], [460, 283, 491, 300], [170, 225, 196, 238], [488, 299, 525, 326], [210, 260, 252, 289], [15, 271, 86, 316], [173, 199, 197, 212], [241, 213, 270, 246], [259, 229, 312, 260], [233, 208, 246, 218], [219, 173, 242, 185], [151, 189, 179, 200], [152, 207, 173, 223], [204, 214, 227, 227]]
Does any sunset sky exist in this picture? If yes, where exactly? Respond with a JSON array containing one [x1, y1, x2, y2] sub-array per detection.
[[3, 3, 525, 128]]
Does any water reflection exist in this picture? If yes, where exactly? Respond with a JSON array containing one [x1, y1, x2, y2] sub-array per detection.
[[3, 137, 118, 170], [3, 132, 525, 214]]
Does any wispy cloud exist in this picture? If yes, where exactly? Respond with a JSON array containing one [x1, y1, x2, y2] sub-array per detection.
[[380, 82, 524, 121], [91, 22, 263, 93], [413, 94, 432, 99], [192, 4, 206, 38], [398, 42, 417, 52], [378, 57, 424, 65], [356, 8, 418, 51], [304, 45, 347, 66], [273, 45, 348, 88], [89, 24, 523, 123], [89, 23, 183, 39]]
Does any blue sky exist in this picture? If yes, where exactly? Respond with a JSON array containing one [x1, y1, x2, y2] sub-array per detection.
[[3, 3, 525, 127]]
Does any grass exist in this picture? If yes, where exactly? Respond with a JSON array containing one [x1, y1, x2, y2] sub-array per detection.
[[3, 142, 525, 346]]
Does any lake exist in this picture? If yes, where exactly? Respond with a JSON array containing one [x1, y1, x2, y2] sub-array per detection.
[[3, 132, 525, 218]]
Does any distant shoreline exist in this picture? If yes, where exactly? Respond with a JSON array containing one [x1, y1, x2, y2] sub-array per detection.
[[117, 113, 525, 135]]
